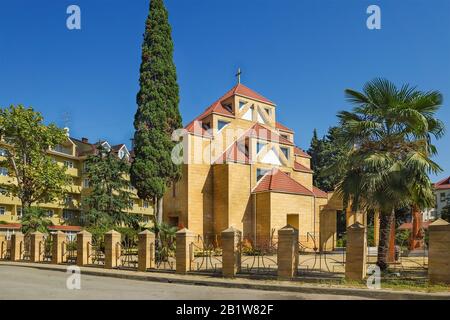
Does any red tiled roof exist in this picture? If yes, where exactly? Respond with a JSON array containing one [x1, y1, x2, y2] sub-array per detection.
[[0, 223, 21, 230], [435, 176, 450, 190], [185, 83, 275, 133], [294, 146, 311, 158], [276, 122, 294, 133], [313, 186, 328, 199], [215, 141, 250, 164], [252, 169, 315, 196], [48, 225, 82, 232], [294, 161, 313, 173], [398, 222, 431, 230], [249, 123, 293, 146]]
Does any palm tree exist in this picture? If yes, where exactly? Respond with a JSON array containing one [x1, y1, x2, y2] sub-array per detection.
[[336, 78, 444, 270], [21, 207, 53, 235]]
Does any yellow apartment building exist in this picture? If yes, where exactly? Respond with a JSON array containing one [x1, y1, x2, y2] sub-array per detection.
[[0, 134, 154, 231], [163, 82, 343, 249]]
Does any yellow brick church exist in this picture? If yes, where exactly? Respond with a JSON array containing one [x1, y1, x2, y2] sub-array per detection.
[[164, 81, 342, 249]]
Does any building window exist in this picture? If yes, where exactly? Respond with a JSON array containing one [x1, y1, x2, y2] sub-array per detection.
[[256, 168, 270, 181], [441, 193, 446, 202], [17, 207, 22, 217], [256, 142, 266, 154], [142, 215, 150, 223], [0, 167, 8, 176], [202, 122, 211, 131], [280, 147, 290, 159], [63, 210, 75, 221], [223, 103, 233, 113], [143, 201, 149, 209], [46, 210, 54, 218], [129, 200, 134, 208], [65, 195, 73, 205], [83, 179, 90, 188], [83, 162, 88, 173], [0, 188, 7, 195], [0, 148, 8, 157], [239, 101, 247, 110], [217, 120, 230, 132], [0, 207, 5, 215], [265, 108, 271, 116], [54, 145, 71, 155], [64, 161, 74, 169], [280, 134, 289, 140]]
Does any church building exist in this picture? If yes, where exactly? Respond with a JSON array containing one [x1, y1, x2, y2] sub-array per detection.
[[163, 80, 342, 249]]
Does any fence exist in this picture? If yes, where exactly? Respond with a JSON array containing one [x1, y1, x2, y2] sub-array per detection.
[[1, 223, 448, 285]]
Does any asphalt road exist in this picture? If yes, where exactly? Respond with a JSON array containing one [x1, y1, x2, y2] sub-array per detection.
[[0, 265, 370, 300]]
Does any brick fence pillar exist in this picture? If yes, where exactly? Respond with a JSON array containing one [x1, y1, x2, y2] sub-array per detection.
[[277, 225, 299, 279], [104, 230, 121, 269], [176, 228, 196, 274], [10, 232, 24, 261], [221, 227, 242, 278], [0, 234, 6, 259], [52, 231, 66, 264], [77, 230, 92, 267], [345, 222, 367, 281], [138, 230, 155, 272], [30, 231, 44, 263], [428, 219, 450, 284]]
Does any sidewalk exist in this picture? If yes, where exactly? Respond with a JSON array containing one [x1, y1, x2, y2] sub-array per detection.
[[1, 261, 449, 300]]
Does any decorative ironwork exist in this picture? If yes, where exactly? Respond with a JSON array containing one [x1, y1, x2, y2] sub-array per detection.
[[20, 235, 32, 261], [189, 236, 222, 274], [0, 239, 11, 260], [155, 238, 175, 271], [63, 235, 77, 265], [87, 236, 105, 266], [239, 239, 278, 275], [116, 235, 139, 270], [40, 235, 53, 262]]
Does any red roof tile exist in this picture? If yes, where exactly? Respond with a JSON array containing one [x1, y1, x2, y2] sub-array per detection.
[[276, 122, 294, 133], [313, 186, 328, 198], [249, 123, 293, 146], [215, 141, 250, 164], [294, 161, 313, 173], [232, 83, 274, 105], [435, 176, 450, 190], [252, 169, 315, 196], [294, 147, 311, 158], [48, 225, 82, 232], [0, 223, 21, 230]]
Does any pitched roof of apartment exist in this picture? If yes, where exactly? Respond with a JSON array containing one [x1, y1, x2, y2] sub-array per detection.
[[435, 176, 450, 190], [252, 169, 315, 196], [294, 146, 311, 158], [294, 161, 313, 173], [275, 122, 294, 133]]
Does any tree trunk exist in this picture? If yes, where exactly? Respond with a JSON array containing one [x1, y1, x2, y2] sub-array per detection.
[[410, 204, 423, 250], [387, 216, 396, 262], [156, 197, 163, 225], [377, 209, 395, 271]]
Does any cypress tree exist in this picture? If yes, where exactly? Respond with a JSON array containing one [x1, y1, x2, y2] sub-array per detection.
[[131, 0, 182, 224]]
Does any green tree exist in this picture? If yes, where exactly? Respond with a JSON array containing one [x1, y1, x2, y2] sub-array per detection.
[[21, 207, 53, 235], [0, 105, 70, 214], [441, 205, 450, 221], [308, 127, 349, 191], [131, 0, 183, 225], [336, 78, 444, 270], [82, 146, 139, 229]]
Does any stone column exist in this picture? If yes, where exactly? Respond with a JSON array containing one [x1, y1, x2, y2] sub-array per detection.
[[428, 219, 450, 284], [373, 210, 380, 247], [0, 234, 6, 259], [221, 227, 242, 278], [175, 228, 196, 274], [51, 231, 66, 264], [30, 231, 44, 263], [277, 225, 299, 279], [345, 222, 367, 281], [10, 232, 24, 261], [104, 230, 121, 269], [138, 230, 155, 272], [77, 230, 92, 267]]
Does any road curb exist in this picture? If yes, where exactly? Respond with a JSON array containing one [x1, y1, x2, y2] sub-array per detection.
[[1, 261, 449, 300]]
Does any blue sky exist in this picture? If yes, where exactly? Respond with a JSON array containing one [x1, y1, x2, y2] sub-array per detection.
[[0, 0, 449, 180]]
